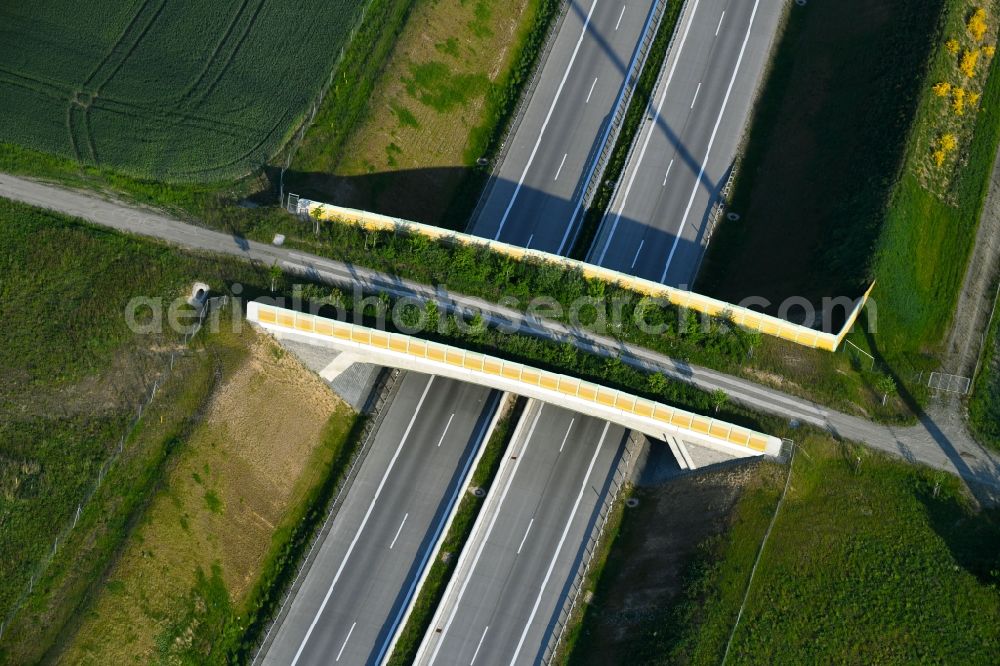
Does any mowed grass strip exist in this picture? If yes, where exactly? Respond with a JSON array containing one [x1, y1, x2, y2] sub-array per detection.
[[59, 326, 359, 664], [289, 0, 547, 227], [0, 0, 365, 181]]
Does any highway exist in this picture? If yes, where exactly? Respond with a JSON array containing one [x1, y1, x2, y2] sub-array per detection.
[[260, 374, 499, 666], [471, 0, 660, 253], [590, 0, 784, 286], [417, 401, 629, 665]]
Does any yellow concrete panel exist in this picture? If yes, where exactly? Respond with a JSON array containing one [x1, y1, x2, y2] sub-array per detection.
[[615, 394, 635, 411], [446, 349, 465, 367], [333, 325, 351, 340], [731, 429, 751, 447], [521, 368, 541, 385], [465, 352, 486, 372], [428, 346, 447, 363], [408, 339, 428, 357], [276, 312, 295, 328], [295, 316, 314, 332], [597, 389, 617, 407], [389, 337, 409, 353], [557, 377, 576, 395], [691, 417, 711, 435], [710, 422, 731, 439], [370, 330, 390, 348], [484, 358, 503, 375], [540, 374, 559, 391], [258, 307, 277, 324], [578, 383, 598, 401], [314, 320, 334, 336], [748, 436, 768, 452], [634, 400, 654, 418], [501, 364, 522, 380]]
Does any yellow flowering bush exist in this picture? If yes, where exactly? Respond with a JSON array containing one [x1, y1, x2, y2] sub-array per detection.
[[953, 87, 967, 114], [968, 8, 988, 41], [961, 49, 980, 77], [946, 38, 961, 54], [933, 81, 952, 97]]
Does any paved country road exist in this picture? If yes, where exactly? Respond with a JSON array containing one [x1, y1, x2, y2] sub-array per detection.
[[2, 172, 998, 499]]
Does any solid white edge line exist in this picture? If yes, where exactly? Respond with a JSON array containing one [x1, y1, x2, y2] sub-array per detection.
[[594, 0, 703, 265], [427, 404, 545, 664], [660, 0, 760, 283], [389, 513, 409, 550], [336, 622, 357, 662], [492, 0, 601, 240], [509, 422, 613, 664], [289, 376, 436, 666], [516, 518, 535, 555]]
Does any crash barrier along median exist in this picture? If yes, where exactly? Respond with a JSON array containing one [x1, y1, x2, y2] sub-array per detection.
[[289, 198, 873, 352], [248, 302, 782, 459]]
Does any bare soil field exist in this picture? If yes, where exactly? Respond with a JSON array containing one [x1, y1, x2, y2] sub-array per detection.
[[59, 325, 355, 663]]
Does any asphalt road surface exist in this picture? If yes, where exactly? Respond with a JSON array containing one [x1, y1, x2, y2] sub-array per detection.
[[472, 0, 659, 254], [261, 374, 499, 666], [590, 0, 784, 286], [418, 401, 629, 665]]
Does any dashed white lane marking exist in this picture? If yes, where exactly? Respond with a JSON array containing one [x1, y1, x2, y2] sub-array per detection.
[[428, 406, 545, 664], [593, 0, 703, 266], [662, 158, 674, 186], [631, 239, 645, 269], [716, 10, 725, 36], [526, 233, 534, 249], [438, 413, 455, 447], [554, 153, 568, 180], [691, 81, 702, 109], [335, 622, 356, 662], [492, 0, 600, 241], [615, 5, 626, 30], [661, 0, 761, 283], [586, 77, 598, 103], [516, 518, 535, 554], [290, 376, 436, 665], [389, 513, 408, 550], [510, 422, 613, 664], [559, 417, 575, 452], [470, 626, 489, 665]]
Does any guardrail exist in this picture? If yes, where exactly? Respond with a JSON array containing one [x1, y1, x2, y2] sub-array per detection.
[[248, 302, 782, 458], [290, 198, 874, 352]]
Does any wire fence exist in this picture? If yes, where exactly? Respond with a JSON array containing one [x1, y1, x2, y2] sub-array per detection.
[[542, 432, 642, 664], [0, 296, 228, 643]]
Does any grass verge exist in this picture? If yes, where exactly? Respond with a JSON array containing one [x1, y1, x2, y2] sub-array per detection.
[[568, 431, 1000, 664], [969, 292, 1000, 449], [387, 396, 525, 664]]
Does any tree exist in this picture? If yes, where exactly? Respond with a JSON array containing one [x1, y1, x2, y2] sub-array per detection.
[[711, 389, 729, 414], [875, 374, 896, 406], [268, 262, 282, 293], [647, 372, 669, 396]]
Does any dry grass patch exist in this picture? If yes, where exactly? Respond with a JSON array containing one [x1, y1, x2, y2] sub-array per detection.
[[311, 0, 534, 224], [59, 326, 353, 664]]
